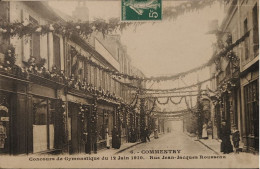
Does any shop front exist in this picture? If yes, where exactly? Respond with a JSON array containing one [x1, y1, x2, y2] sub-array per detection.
[[29, 78, 66, 154], [96, 100, 115, 150], [66, 91, 92, 154], [241, 68, 259, 153], [0, 73, 28, 155]]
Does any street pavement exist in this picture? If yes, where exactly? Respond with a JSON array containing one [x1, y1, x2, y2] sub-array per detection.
[[96, 130, 259, 168], [118, 131, 216, 156]]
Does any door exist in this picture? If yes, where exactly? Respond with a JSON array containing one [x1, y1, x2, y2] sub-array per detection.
[[69, 102, 89, 154]]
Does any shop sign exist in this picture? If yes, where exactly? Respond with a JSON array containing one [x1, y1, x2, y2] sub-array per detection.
[[0, 117, 9, 121]]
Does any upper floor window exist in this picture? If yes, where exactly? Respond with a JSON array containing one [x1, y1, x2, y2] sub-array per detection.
[[94, 67, 97, 87], [29, 16, 40, 62], [53, 35, 61, 70], [252, 4, 259, 57], [244, 18, 249, 60]]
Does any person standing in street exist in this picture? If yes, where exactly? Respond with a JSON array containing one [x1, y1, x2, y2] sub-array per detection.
[[232, 127, 240, 154], [220, 121, 233, 154], [105, 127, 110, 149], [144, 128, 150, 142], [202, 122, 208, 139], [154, 128, 159, 139]]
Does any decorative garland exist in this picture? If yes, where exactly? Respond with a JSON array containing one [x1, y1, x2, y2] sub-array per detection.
[[0, 48, 126, 105], [79, 104, 88, 123], [146, 89, 204, 94], [156, 97, 169, 105], [153, 109, 190, 114], [0, 0, 221, 38], [169, 97, 184, 105], [0, 15, 249, 84], [0, 45, 28, 79], [163, 0, 218, 21]]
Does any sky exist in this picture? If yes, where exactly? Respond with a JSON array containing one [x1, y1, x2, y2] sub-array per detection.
[[49, 0, 225, 77], [48, 0, 225, 110]]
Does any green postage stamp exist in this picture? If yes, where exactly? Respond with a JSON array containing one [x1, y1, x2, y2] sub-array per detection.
[[122, 0, 162, 21]]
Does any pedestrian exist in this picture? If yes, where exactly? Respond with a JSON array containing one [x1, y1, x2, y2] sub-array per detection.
[[154, 129, 159, 139], [220, 121, 233, 154], [105, 127, 110, 149], [202, 122, 208, 139], [232, 127, 240, 154], [144, 128, 150, 142], [112, 126, 117, 148], [112, 126, 120, 149]]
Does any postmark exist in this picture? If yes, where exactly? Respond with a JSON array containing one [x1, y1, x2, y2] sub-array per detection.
[[122, 0, 162, 21]]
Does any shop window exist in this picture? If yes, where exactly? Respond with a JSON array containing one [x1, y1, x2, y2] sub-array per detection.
[[244, 80, 259, 137], [33, 97, 56, 153], [97, 109, 105, 141]]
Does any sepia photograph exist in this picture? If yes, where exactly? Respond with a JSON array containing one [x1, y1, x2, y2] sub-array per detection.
[[0, 0, 259, 168]]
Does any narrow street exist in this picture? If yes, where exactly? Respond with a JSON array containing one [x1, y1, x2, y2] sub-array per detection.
[[118, 131, 215, 156]]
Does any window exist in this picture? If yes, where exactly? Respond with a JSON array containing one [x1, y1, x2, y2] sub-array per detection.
[[70, 48, 77, 77], [78, 60, 84, 81], [244, 80, 259, 138], [86, 63, 91, 84], [94, 67, 97, 87], [108, 75, 111, 92], [252, 4, 259, 57], [53, 35, 61, 70], [83, 61, 88, 82], [99, 69, 102, 88], [29, 16, 40, 62], [102, 71, 105, 89], [33, 97, 56, 153], [244, 19, 249, 60]]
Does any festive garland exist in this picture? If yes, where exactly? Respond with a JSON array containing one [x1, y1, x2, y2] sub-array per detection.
[[0, 0, 221, 38], [163, 0, 218, 21], [156, 97, 169, 105], [153, 109, 192, 114], [0, 10, 249, 83], [146, 89, 204, 94], [0, 48, 127, 105], [169, 97, 184, 105], [142, 77, 214, 92]]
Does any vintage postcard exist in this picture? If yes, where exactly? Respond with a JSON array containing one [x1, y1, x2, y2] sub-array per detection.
[[0, 0, 259, 168]]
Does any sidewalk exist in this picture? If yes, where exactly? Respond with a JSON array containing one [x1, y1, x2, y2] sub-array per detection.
[[98, 142, 142, 155], [98, 132, 161, 155], [198, 138, 221, 155]]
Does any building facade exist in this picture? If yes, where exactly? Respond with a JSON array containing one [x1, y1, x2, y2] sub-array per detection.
[[0, 1, 151, 155], [209, 0, 258, 153]]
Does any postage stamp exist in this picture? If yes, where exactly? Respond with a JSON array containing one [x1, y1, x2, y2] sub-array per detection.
[[122, 0, 162, 21]]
